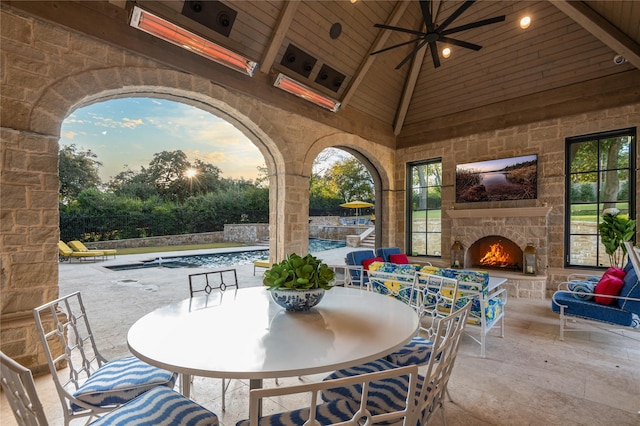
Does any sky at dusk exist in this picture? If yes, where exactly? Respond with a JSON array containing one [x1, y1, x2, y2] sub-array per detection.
[[60, 97, 265, 183]]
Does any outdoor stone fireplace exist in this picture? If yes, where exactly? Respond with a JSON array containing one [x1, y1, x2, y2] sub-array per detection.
[[446, 206, 552, 299], [467, 236, 523, 272]]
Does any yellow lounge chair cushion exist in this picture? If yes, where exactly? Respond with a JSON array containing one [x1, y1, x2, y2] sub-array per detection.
[[68, 240, 117, 255]]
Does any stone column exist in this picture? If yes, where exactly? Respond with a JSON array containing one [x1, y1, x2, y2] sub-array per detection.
[[1, 128, 60, 373]]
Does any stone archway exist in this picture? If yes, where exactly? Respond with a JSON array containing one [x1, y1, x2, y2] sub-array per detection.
[[301, 133, 396, 249], [30, 68, 290, 262], [1, 66, 296, 371]]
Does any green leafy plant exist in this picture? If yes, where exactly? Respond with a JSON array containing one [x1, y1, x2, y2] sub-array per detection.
[[263, 253, 335, 290], [597, 208, 636, 268]]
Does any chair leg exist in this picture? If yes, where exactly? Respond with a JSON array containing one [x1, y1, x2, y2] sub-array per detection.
[[222, 378, 226, 411]]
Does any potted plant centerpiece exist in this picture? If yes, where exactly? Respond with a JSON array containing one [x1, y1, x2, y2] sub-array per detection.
[[263, 253, 335, 311]]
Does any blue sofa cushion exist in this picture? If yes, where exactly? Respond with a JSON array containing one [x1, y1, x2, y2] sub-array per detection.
[[618, 267, 640, 313], [345, 250, 375, 284], [376, 247, 402, 262], [568, 280, 595, 300], [551, 292, 633, 327]]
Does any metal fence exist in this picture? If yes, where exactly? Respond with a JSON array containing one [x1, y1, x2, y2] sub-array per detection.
[[60, 210, 268, 242]]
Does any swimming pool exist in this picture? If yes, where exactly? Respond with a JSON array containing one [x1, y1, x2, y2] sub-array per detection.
[[105, 238, 345, 271]]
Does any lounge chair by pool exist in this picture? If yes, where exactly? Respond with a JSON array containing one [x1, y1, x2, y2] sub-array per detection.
[[58, 241, 105, 262], [68, 240, 117, 259]]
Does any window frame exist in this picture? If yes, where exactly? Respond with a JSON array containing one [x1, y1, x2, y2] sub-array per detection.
[[564, 127, 636, 269], [406, 158, 442, 259]]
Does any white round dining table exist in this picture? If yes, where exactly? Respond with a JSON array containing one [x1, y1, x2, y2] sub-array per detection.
[[127, 286, 419, 399]]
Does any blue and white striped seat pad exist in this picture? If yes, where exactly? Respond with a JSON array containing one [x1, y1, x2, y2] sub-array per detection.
[[386, 336, 433, 366], [321, 359, 421, 416], [89, 386, 218, 426], [72, 356, 176, 412], [235, 399, 357, 426]]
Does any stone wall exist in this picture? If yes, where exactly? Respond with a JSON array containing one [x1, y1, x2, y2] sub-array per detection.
[[0, 6, 398, 370], [397, 104, 640, 298]]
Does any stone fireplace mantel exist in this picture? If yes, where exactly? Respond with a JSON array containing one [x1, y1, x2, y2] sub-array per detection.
[[444, 205, 552, 299], [446, 206, 552, 219]]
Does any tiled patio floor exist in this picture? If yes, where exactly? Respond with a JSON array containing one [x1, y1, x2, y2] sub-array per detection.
[[2, 246, 639, 425]]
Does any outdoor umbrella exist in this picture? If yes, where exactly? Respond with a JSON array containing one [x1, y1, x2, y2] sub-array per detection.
[[340, 201, 374, 224]]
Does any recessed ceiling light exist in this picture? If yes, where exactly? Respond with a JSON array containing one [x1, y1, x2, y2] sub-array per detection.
[[520, 16, 531, 29], [442, 47, 451, 59]]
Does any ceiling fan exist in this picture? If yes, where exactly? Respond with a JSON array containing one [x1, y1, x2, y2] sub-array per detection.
[[371, 0, 506, 69]]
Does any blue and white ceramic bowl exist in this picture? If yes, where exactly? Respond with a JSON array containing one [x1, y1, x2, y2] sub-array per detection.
[[270, 288, 325, 311]]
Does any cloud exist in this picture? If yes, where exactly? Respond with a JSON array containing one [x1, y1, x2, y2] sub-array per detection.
[[62, 130, 77, 139], [122, 118, 144, 128]]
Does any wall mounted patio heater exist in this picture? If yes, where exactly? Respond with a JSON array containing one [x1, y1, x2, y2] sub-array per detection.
[[130, 6, 257, 77], [273, 73, 342, 112]]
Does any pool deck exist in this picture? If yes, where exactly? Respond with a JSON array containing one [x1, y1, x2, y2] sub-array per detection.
[[57, 245, 353, 361]]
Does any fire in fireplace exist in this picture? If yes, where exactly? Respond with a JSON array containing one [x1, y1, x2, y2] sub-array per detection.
[[466, 236, 523, 272]]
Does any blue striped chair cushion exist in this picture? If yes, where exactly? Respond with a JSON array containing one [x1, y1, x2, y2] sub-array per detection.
[[385, 336, 433, 366], [89, 386, 218, 426], [72, 356, 176, 412], [321, 359, 421, 416], [235, 399, 357, 426]]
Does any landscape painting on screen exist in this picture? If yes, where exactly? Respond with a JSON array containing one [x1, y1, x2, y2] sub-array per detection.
[[456, 155, 538, 203]]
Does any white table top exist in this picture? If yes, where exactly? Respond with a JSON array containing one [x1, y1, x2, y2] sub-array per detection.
[[128, 286, 419, 380]]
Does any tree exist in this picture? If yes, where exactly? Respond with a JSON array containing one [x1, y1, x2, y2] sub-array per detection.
[[324, 157, 374, 203], [58, 144, 102, 203]]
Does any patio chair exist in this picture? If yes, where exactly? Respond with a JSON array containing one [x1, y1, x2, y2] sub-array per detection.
[[188, 269, 240, 410], [385, 271, 459, 367], [68, 240, 117, 259], [344, 249, 376, 288], [58, 241, 105, 262], [0, 351, 219, 426], [321, 301, 471, 426], [0, 351, 48, 425], [33, 292, 177, 425], [238, 364, 419, 426]]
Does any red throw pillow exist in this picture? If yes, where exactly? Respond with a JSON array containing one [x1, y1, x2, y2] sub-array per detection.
[[594, 274, 624, 305], [362, 257, 383, 270], [389, 253, 409, 264], [604, 267, 626, 280]]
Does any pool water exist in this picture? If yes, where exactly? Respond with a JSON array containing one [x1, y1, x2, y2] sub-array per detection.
[[105, 238, 345, 271]]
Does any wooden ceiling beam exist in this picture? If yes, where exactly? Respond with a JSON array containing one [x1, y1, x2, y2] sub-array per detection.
[[550, 0, 640, 69], [259, 1, 299, 75], [340, 0, 410, 108], [394, 24, 427, 136]]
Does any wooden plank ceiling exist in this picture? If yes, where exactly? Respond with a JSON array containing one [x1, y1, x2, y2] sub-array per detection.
[[13, 0, 640, 147]]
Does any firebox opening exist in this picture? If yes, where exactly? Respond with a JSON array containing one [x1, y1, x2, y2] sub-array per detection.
[[465, 236, 523, 272]]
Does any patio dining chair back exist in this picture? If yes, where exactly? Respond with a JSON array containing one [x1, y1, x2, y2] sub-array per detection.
[[187, 269, 239, 411], [241, 364, 419, 426], [1, 351, 48, 425], [415, 300, 471, 425], [384, 271, 460, 367], [33, 292, 177, 425], [188, 269, 239, 298], [1, 351, 219, 426]]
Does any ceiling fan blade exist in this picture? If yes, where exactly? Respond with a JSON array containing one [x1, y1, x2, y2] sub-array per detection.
[[370, 37, 425, 56], [429, 40, 441, 68], [439, 36, 482, 51], [395, 39, 429, 69], [374, 23, 426, 37], [419, 0, 436, 33], [437, 0, 475, 32], [442, 15, 506, 35]]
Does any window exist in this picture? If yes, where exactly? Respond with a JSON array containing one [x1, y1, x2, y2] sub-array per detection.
[[407, 159, 442, 257], [565, 128, 636, 268]]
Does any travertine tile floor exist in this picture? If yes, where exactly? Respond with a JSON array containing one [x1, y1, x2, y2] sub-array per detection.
[[2, 247, 639, 425]]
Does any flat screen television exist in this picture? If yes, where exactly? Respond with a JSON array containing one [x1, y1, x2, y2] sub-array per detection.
[[455, 154, 537, 203]]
